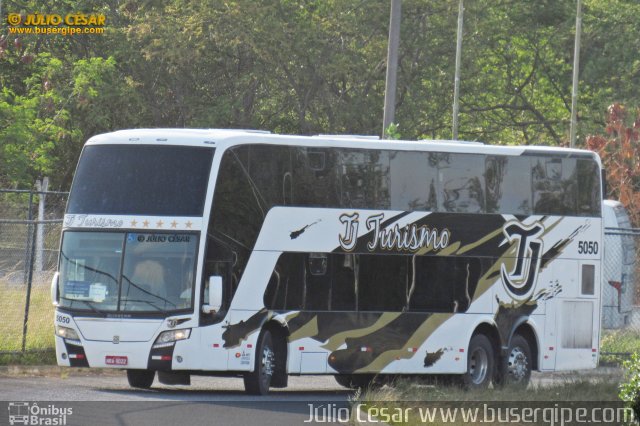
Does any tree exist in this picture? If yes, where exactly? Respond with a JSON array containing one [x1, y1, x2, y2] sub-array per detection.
[[586, 103, 640, 227], [0, 53, 142, 189], [2, 0, 640, 190]]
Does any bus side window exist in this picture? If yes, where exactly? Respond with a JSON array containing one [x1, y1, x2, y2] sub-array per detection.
[[358, 254, 407, 312], [264, 268, 284, 309], [212, 150, 264, 250], [576, 159, 601, 216], [411, 256, 454, 312], [532, 157, 578, 215], [485, 156, 532, 215], [264, 253, 305, 311], [338, 150, 391, 210], [304, 253, 331, 311], [292, 148, 341, 208], [453, 258, 481, 312], [265, 253, 357, 312], [331, 255, 356, 311], [201, 237, 235, 316], [242, 145, 292, 208], [410, 256, 479, 313], [439, 153, 485, 214], [389, 151, 436, 211]]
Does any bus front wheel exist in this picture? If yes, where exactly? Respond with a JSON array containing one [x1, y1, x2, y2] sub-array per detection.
[[126, 369, 155, 389], [244, 330, 275, 395]]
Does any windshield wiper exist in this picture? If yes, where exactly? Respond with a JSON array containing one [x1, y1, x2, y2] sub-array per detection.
[[121, 275, 178, 308], [59, 296, 106, 315], [119, 299, 164, 312]]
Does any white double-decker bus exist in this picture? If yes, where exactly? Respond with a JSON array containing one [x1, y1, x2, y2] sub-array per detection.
[[52, 129, 603, 394]]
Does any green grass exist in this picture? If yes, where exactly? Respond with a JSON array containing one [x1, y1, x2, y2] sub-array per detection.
[[600, 329, 640, 364], [361, 377, 621, 402], [356, 378, 625, 426], [0, 350, 56, 366], [1, 278, 56, 362]]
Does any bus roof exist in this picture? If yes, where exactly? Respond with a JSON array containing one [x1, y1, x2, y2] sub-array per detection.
[[86, 128, 600, 163]]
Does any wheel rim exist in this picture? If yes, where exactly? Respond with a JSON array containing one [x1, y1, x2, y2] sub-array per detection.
[[507, 346, 528, 382], [469, 347, 489, 385]]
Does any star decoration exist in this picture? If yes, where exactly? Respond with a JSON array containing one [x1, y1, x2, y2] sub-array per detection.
[[185, 221, 193, 229], [156, 220, 164, 228], [171, 220, 178, 228], [130, 219, 137, 227], [142, 220, 149, 228]]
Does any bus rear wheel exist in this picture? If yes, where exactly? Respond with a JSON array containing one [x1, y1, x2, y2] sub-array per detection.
[[462, 334, 494, 389], [127, 369, 155, 389], [244, 330, 275, 395], [500, 334, 532, 387]]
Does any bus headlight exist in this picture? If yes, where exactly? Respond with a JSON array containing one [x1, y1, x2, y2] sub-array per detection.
[[56, 325, 80, 342], [153, 329, 191, 348]]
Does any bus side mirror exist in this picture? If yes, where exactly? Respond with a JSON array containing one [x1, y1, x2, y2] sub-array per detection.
[[51, 272, 59, 306], [202, 276, 223, 314]]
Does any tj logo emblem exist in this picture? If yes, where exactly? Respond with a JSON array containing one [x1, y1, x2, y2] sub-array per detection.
[[338, 213, 360, 252], [500, 221, 544, 301]]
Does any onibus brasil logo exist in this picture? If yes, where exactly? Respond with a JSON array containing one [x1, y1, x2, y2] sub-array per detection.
[[7, 402, 72, 425]]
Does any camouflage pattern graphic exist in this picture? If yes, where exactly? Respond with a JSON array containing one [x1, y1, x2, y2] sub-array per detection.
[[222, 308, 269, 348], [285, 310, 452, 373], [424, 349, 445, 367], [224, 212, 592, 373]]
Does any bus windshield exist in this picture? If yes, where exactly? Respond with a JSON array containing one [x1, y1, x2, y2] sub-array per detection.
[[67, 145, 214, 216], [58, 231, 198, 314]]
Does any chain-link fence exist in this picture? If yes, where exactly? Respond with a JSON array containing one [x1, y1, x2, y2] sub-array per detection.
[[0, 187, 68, 355], [1, 184, 639, 362], [600, 227, 640, 360]]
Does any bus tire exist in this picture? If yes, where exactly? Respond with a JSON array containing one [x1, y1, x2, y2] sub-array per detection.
[[126, 369, 155, 389], [269, 327, 288, 388], [462, 334, 494, 389], [499, 334, 532, 387], [244, 330, 275, 395]]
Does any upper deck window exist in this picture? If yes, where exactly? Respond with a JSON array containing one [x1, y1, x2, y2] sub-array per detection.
[[67, 145, 214, 216], [220, 144, 600, 217]]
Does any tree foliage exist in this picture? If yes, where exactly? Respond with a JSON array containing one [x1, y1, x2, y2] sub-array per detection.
[[586, 103, 640, 227], [1, 0, 640, 193], [619, 352, 640, 419]]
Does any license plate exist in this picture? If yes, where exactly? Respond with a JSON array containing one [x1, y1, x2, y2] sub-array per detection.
[[105, 355, 128, 366]]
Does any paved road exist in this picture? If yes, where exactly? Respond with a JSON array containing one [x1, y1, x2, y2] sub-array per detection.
[[0, 373, 352, 425], [0, 367, 623, 426]]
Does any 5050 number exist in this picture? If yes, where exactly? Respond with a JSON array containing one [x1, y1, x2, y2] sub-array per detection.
[[578, 241, 599, 255]]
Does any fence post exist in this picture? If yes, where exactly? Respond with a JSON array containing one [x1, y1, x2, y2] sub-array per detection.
[[35, 177, 49, 272], [21, 216, 38, 352], [23, 190, 34, 283]]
